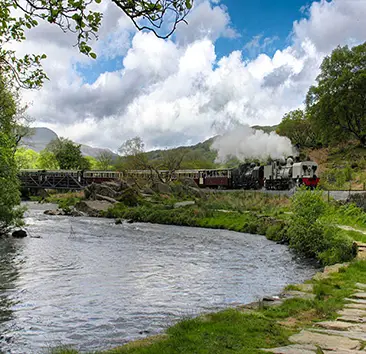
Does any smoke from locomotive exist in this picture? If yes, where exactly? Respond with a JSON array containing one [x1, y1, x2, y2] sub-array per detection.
[[211, 124, 298, 162]]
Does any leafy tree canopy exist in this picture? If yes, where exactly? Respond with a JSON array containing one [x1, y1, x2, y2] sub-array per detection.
[[277, 109, 321, 148], [37, 150, 59, 169], [96, 150, 114, 170], [306, 42, 366, 147], [0, 77, 24, 234], [15, 147, 38, 168], [1, 0, 193, 89], [46, 137, 90, 170]]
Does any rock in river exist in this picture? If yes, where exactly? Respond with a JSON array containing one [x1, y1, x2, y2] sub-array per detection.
[[12, 230, 27, 238], [75, 200, 113, 217], [44, 209, 65, 216]]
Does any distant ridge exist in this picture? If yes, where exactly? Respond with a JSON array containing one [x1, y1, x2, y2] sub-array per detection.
[[21, 127, 118, 159], [21, 125, 278, 160]]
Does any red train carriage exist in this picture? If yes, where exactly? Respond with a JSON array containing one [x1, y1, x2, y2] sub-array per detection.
[[199, 169, 232, 189]]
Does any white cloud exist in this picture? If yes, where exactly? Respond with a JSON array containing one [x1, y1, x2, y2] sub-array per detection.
[[15, 0, 366, 152], [244, 34, 279, 58], [175, 0, 239, 45]]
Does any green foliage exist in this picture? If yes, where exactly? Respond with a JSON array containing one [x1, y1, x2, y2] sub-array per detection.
[[37, 150, 59, 169], [15, 147, 38, 168], [287, 189, 356, 265], [306, 42, 366, 146], [0, 79, 24, 234], [47, 137, 90, 170], [277, 109, 320, 148], [85, 156, 99, 170], [266, 223, 288, 242], [320, 166, 354, 190], [317, 227, 356, 265], [96, 151, 114, 170]]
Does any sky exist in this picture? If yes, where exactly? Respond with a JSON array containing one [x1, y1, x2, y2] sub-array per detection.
[[14, 0, 366, 152]]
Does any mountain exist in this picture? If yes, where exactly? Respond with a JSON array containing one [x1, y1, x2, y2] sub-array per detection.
[[21, 127, 118, 159], [21, 127, 58, 152]]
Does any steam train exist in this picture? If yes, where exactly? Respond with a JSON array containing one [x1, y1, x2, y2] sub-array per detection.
[[19, 157, 319, 191]]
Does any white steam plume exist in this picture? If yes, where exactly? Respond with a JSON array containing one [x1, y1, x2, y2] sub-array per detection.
[[211, 125, 296, 162]]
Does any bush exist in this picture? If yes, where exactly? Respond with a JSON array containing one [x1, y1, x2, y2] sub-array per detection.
[[266, 223, 288, 242], [317, 228, 356, 265], [287, 189, 356, 265]]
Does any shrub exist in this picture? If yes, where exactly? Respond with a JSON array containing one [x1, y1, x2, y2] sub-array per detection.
[[317, 228, 357, 265], [288, 189, 356, 265], [266, 223, 287, 242]]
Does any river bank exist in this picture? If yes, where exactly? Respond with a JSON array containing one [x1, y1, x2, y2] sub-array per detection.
[[42, 181, 365, 266]]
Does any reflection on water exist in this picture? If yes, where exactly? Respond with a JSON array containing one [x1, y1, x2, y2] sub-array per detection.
[[0, 202, 318, 353]]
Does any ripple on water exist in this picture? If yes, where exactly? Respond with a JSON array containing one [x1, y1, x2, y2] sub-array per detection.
[[0, 202, 318, 353]]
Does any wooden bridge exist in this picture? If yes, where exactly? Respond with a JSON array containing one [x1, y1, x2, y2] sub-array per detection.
[[18, 170, 86, 190]]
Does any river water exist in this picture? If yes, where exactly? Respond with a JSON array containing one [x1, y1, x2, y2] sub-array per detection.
[[0, 202, 317, 353]]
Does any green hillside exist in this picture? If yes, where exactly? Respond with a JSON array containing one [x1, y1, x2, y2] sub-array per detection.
[[144, 125, 279, 169]]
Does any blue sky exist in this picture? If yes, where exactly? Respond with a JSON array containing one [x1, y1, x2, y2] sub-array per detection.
[[78, 0, 316, 84], [216, 0, 314, 58]]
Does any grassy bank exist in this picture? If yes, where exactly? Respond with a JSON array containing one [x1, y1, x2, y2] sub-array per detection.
[[50, 260, 366, 354], [105, 188, 358, 266], [44, 187, 364, 266]]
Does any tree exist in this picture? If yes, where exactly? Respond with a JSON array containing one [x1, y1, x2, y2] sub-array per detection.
[[15, 147, 39, 169], [1, 0, 193, 89], [119, 136, 149, 170], [0, 77, 24, 235], [36, 150, 59, 169], [118, 136, 167, 182], [277, 109, 320, 148], [85, 156, 99, 170], [96, 150, 114, 170], [306, 42, 366, 147], [47, 137, 90, 170], [159, 148, 186, 180]]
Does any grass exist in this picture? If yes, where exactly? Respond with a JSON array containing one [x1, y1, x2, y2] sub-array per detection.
[[343, 230, 366, 243], [50, 260, 366, 354]]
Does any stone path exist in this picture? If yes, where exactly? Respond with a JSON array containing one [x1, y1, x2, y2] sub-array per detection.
[[262, 282, 366, 354]]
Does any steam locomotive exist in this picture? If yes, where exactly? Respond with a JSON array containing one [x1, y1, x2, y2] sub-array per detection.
[[230, 157, 319, 190], [19, 157, 319, 191]]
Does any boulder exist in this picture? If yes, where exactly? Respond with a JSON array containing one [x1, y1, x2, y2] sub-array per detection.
[[170, 183, 184, 195], [95, 194, 118, 204], [44, 209, 65, 216], [75, 200, 112, 217], [152, 182, 172, 194], [117, 187, 141, 206], [180, 177, 198, 188], [142, 187, 155, 195], [104, 180, 131, 192], [69, 209, 85, 217], [187, 187, 205, 199], [85, 183, 118, 200], [12, 230, 27, 238]]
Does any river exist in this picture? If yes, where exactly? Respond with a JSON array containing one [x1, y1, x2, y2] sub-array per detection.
[[0, 202, 317, 353]]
